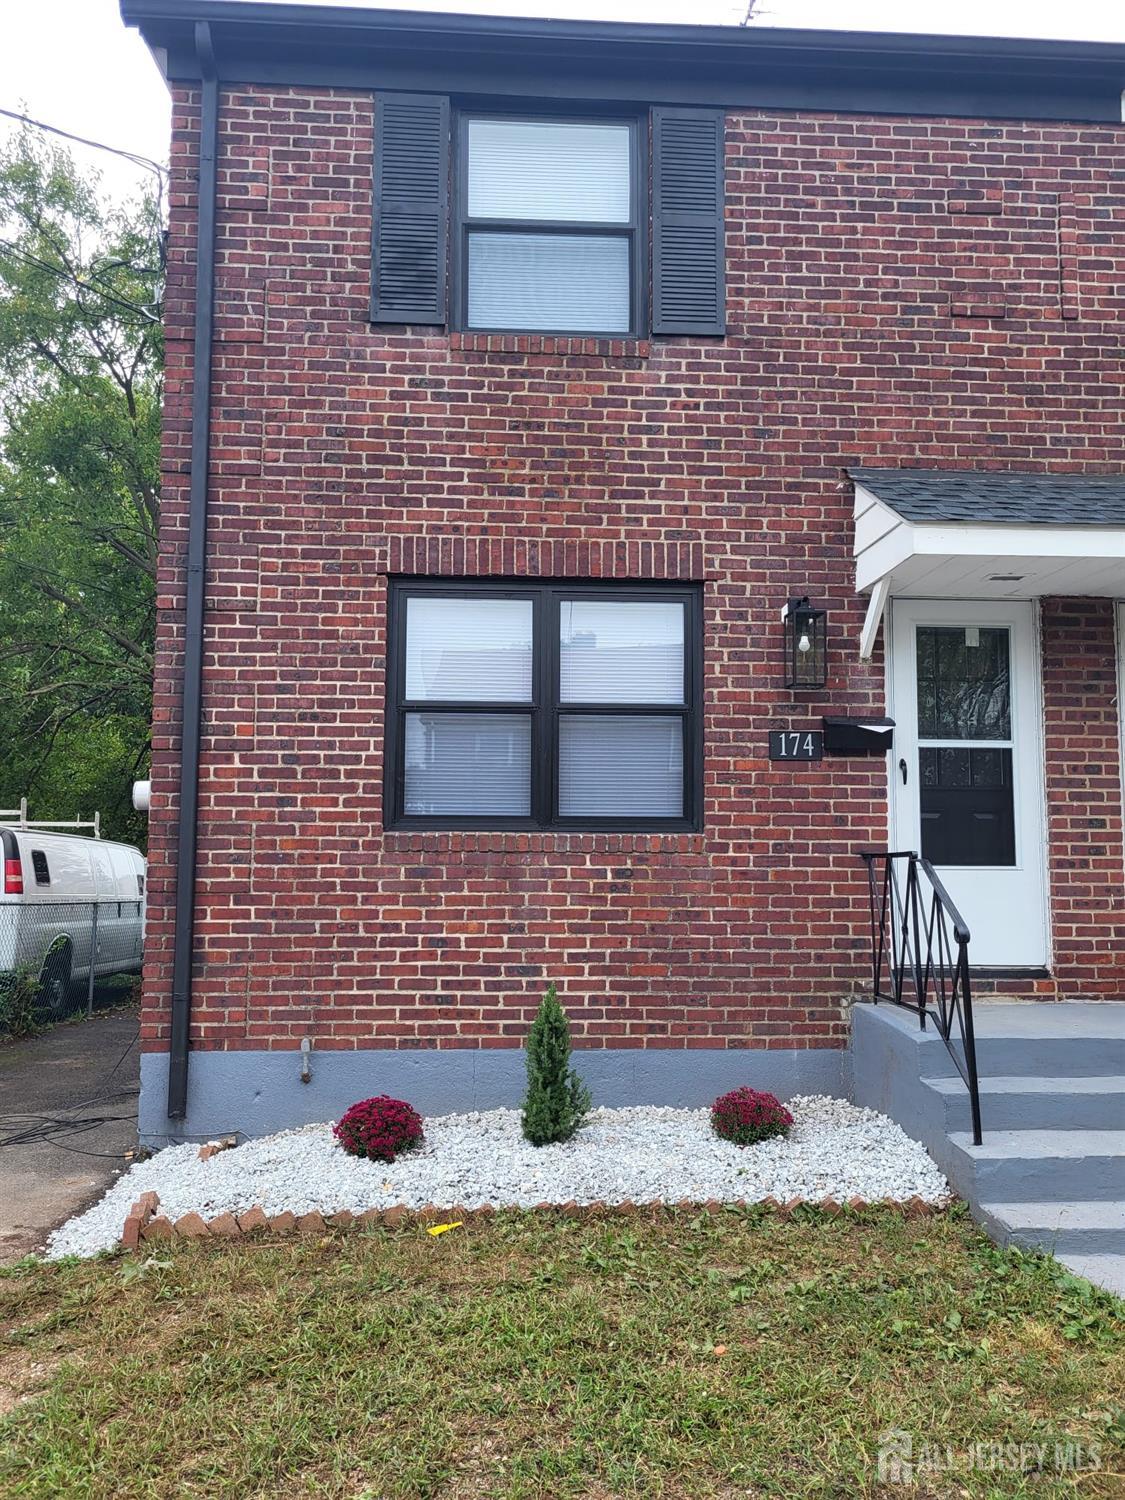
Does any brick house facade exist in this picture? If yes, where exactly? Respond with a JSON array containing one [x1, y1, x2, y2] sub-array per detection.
[[123, 1, 1125, 1142]]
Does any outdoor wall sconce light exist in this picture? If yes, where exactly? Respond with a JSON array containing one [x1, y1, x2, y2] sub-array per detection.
[[782, 596, 828, 689]]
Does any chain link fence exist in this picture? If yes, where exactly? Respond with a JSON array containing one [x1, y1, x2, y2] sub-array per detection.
[[0, 899, 144, 1034]]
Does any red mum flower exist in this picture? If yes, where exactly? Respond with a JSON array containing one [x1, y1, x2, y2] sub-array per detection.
[[333, 1096, 424, 1162], [711, 1087, 793, 1147]]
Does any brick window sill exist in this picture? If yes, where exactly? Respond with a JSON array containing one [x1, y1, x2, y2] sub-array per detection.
[[450, 332, 651, 360]]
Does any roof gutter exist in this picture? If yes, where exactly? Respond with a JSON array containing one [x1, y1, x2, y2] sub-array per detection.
[[119, 2, 1125, 124], [167, 17, 218, 1121], [116, 2, 1125, 70]]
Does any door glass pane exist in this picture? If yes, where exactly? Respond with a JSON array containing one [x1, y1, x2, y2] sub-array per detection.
[[560, 599, 684, 704], [916, 626, 1011, 739], [404, 713, 531, 816], [915, 625, 1016, 866], [466, 119, 631, 223], [467, 233, 630, 333], [919, 748, 1015, 866], [405, 597, 533, 702], [558, 714, 683, 818]]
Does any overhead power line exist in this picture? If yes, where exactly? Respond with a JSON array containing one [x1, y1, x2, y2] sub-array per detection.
[[0, 239, 162, 324], [0, 106, 166, 180]]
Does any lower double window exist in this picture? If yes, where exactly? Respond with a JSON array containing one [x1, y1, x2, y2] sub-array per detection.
[[385, 581, 702, 830]]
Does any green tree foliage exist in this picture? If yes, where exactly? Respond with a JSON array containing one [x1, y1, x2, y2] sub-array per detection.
[[0, 127, 163, 843], [521, 983, 591, 1146]]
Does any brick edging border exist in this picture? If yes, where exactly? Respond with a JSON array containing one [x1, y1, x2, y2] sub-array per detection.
[[122, 1192, 948, 1247]]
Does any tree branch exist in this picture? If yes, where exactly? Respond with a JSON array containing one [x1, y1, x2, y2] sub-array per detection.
[[32, 579, 153, 666]]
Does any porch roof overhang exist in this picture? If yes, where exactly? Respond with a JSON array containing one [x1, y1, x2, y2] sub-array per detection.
[[851, 468, 1125, 658]]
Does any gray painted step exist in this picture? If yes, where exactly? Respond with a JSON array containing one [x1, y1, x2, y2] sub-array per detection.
[[968, 1004, 1125, 1044], [978, 1200, 1125, 1255], [1057, 1254, 1125, 1299], [948, 1131, 1125, 1201], [924, 1075, 1125, 1132], [917, 1032, 1125, 1080], [859, 1002, 1125, 1079], [851, 1003, 1125, 1291]]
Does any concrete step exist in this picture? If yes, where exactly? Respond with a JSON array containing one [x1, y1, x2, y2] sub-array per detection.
[[1056, 1254, 1125, 1299], [851, 1003, 1125, 1288], [919, 1032, 1125, 1081], [923, 1074, 1125, 1133], [978, 1200, 1125, 1256], [855, 1001, 1125, 1081], [948, 1130, 1125, 1201]]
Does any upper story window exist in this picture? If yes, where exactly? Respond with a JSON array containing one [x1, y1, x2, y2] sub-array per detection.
[[458, 117, 640, 336], [371, 94, 725, 338]]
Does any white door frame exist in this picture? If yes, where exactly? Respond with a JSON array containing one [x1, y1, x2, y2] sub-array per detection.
[[886, 598, 1051, 968]]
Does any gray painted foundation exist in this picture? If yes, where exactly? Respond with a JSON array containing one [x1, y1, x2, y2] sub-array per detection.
[[136, 1006, 1125, 1299], [138, 1045, 850, 1147]]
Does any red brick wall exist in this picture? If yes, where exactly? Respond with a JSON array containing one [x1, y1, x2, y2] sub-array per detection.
[[1042, 598, 1125, 996], [143, 87, 1125, 1055]]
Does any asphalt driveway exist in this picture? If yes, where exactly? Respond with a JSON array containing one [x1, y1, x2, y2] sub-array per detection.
[[0, 1007, 139, 1262]]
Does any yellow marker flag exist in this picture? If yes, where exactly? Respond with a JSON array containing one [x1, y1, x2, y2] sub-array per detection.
[[426, 1221, 463, 1236]]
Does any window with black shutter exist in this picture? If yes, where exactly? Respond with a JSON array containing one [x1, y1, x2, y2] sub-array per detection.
[[385, 581, 702, 830], [371, 93, 450, 325], [454, 114, 643, 336], [651, 107, 726, 336], [371, 94, 727, 338]]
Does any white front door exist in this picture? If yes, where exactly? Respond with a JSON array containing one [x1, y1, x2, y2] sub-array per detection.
[[889, 599, 1048, 967]]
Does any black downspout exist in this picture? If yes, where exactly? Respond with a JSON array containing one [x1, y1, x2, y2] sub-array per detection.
[[168, 20, 218, 1120]]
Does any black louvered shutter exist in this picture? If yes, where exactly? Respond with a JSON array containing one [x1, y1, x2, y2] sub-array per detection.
[[371, 93, 450, 325], [651, 108, 726, 336]]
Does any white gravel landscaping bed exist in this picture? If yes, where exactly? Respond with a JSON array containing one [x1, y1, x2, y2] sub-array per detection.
[[46, 1095, 950, 1260]]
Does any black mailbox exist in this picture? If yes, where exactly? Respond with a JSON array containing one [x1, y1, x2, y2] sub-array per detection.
[[822, 716, 895, 755]]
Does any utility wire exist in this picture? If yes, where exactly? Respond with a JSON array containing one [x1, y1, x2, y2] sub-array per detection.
[[0, 106, 166, 180], [0, 1021, 141, 1156], [0, 1112, 138, 1148], [0, 238, 162, 324]]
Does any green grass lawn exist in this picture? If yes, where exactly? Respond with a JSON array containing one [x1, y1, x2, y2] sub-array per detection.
[[0, 1206, 1121, 1499]]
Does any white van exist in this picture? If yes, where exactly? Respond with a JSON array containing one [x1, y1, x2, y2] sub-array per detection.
[[0, 813, 146, 1015]]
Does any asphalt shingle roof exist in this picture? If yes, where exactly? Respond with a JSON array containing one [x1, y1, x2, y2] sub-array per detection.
[[849, 468, 1125, 527]]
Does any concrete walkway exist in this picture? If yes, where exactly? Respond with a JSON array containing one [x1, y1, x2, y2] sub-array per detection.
[[0, 1008, 139, 1262]]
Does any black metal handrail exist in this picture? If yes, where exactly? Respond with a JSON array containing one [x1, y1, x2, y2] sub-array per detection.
[[859, 850, 983, 1145]]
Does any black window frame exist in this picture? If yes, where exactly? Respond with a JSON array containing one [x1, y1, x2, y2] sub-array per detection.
[[451, 108, 648, 339], [385, 579, 702, 832], [30, 849, 50, 886]]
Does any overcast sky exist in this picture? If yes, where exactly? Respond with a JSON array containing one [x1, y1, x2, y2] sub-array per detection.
[[2, 0, 1124, 202]]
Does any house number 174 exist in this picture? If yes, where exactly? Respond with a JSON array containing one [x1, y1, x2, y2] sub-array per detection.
[[768, 730, 824, 762]]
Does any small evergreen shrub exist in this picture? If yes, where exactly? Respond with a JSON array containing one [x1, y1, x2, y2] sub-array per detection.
[[333, 1095, 424, 1162], [711, 1087, 793, 1147], [522, 983, 591, 1146]]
